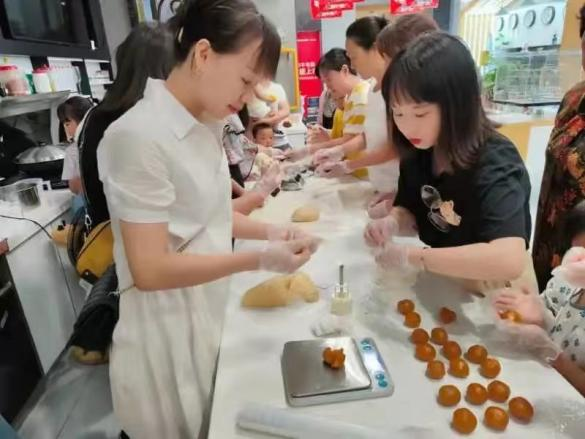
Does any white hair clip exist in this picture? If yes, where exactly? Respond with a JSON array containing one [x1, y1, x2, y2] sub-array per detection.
[[177, 27, 184, 43]]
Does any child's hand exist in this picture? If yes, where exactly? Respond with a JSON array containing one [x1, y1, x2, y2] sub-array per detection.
[[497, 322, 562, 365], [492, 287, 545, 326]]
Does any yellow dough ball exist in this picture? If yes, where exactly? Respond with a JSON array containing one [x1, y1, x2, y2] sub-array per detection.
[[289, 272, 319, 303], [291, 206, 320, 223]]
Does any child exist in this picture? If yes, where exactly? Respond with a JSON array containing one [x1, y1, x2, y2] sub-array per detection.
[[365, 32, 532, 292], [493, 201, 585, 396], [253, 122, 275, 149], [57, 96, 93, 208]]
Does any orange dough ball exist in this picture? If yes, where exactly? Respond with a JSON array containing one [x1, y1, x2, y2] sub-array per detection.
[[500, 310, 523, 323], [465, 383, 488, 405], [484, 406, 509, 431], [410, 328, 429, 344], [449, 358, 470, 378], [508, 397, 534, 423], [465, 345, 488, 365], [438, 385, 461, 407], [439, 307, 457, 324], [430, 327, 449, 345], [451, 408, 477, 434], [397, 299, 415, 315], [487, 380, 510, 403], [426, 360, 446, 380], [442, 340, 462, 360], [404, 311, 421, 328], [480, 357, 501, 379], [415, 343, 437, 362]]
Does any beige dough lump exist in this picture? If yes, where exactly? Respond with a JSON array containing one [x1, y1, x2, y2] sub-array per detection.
[[291, 205, 320, 223], [242, 272, 319, 308]]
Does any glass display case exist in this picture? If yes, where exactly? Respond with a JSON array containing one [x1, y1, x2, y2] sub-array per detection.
[[490, 49, 581, 106]]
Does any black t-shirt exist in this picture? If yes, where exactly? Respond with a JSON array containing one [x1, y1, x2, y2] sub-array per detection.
[[394, 135, 531, 248], [79, 106, 125, 227]]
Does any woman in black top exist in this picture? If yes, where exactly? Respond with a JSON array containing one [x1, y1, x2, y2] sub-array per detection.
[[365, 33, 532, 287], [79, 22, 175, 228]]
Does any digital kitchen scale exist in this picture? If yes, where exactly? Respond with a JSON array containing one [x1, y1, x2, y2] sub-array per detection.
[[281, 337, 394, 407]]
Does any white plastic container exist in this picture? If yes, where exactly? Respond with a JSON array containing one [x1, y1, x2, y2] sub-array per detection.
[[0, 65, 30, 96], [32, 67, 53, 93]]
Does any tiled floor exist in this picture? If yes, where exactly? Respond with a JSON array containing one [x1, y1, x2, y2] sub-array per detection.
[[16, 352, 119, 439]]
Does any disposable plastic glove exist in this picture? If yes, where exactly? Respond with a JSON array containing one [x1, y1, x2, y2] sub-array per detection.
[[258, 239, 313, 273], [374, 242, 416, 271], [363, 216, 399, 247], [251, 162, 281, 198], [367, 198, 395, 219], [266, 148, 286, 160], [492, 288, 546, 326], [266, 225, 321, 254], [284, 147, 311, 162], [496, 321, 562, 365], [307, 124, 330, 143], [552, 247, 585, 288], [316, 161, 351, 178], [313, 146, 344, 166]]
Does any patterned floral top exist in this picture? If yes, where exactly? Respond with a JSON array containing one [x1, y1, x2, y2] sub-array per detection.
[[532, 81, 585, 291]]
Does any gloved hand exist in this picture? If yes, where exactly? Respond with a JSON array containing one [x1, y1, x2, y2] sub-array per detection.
[[316, 161, 351, 178], [266, 147, 286, 160], [251, 162, 281, 198], [552, 246, 585, 288], [313, 146, 344, 166], [367, 193, 396, 219], [307, 124, 330, 143], [258, 239, 313, 273], [284, 147, 311, 162], [266, 225, 321, 254], [364, 215, 399, 247], [374, 242, 415, 270], [496, 321, 562, 365], [492, 288, 546, 326]]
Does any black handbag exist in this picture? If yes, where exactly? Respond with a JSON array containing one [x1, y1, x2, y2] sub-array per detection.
[[67, 264, 119, 363]]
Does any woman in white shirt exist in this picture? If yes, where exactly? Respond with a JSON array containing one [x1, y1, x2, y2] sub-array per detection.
[[97, 1, 318, 438]]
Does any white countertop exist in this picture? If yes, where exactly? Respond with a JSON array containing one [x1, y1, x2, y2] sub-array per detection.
[[208, 177, 585, 438], [0, 189, 72, 251]]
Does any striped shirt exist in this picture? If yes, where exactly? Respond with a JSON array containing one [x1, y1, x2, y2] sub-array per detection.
[[343, 80, 370, 134]]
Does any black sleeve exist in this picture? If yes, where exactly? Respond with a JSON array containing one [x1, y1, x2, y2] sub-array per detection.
[[475, 140, 531, 245], [393, 160, 415, 211]]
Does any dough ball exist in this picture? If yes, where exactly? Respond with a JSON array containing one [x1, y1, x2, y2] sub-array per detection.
[[70, 346, 109, 365], [241, 275, 294, 308], [289, 272, 319, 303], [255, 152, 274, 174], [291, 206, 320, 223]]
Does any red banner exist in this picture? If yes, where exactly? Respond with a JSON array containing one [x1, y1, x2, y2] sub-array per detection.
[[296, 31, 322, 116], [389, 0, 439, 15], [310, 0, 354, 19]]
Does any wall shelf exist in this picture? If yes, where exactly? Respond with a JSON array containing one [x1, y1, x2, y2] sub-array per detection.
[[0, 92, 69, 119]]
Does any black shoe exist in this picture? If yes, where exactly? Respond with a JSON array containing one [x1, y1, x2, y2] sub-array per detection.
[[119, 431, 130, 439]]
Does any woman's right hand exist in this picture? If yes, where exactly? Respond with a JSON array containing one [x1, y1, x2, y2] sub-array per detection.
[[251, 163, 282, 198], [364, 216, 399, 247], [258, 239, 314, 273], [307, 124, 330, 143], [492, 287, 545, 327]]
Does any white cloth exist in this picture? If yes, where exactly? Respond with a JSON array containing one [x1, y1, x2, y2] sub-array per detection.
[[61, 143, 79, 181], [363, 82, 399, 194], [98, 79, 232, 439]]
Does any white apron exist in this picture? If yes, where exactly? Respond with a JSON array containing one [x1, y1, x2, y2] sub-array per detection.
[[98, 79, 233, 439], [364, 85, 400, 194]]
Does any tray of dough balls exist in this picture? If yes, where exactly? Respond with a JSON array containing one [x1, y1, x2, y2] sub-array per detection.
[[382, 294, 585, 438]]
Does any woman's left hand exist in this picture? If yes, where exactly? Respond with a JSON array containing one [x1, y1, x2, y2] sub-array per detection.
[[374, 242, 418, 270], [313, 146, 344, 165]]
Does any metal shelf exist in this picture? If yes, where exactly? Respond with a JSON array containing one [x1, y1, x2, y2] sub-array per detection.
[[0, 92, 70, 119], [491, 99, 561, 107]]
